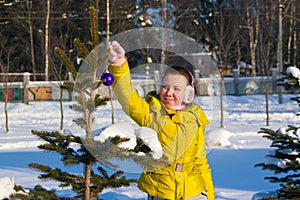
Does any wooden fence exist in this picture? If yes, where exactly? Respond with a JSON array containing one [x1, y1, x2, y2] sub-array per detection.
[[0, 70, 290, 103]]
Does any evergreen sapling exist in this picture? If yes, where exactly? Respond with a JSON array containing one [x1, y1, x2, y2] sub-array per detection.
[[255, 66, 300, 199]]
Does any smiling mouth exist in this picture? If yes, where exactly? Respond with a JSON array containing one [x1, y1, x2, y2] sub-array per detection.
[[164, 98, 174, 102]]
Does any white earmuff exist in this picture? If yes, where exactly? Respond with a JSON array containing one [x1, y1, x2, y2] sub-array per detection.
[[183, 85, 195, 104]]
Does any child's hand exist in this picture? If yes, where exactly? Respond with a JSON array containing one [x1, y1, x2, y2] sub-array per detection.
[[108, 41, 126, 66]]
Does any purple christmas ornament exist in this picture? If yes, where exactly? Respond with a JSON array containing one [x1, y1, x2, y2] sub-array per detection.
[[101, 72, 114, 86]]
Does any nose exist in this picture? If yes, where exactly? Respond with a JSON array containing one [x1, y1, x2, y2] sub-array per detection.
[[165, 87, 173, 96]]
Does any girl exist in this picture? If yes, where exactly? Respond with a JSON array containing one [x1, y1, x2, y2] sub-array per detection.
[[108, 41, 215, 200]]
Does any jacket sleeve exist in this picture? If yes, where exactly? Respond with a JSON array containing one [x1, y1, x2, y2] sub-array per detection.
[[194, 111, 215, 200], [108, 59, 150, 126], [195, 156, 215, 200], [194, 131, 215, 200]]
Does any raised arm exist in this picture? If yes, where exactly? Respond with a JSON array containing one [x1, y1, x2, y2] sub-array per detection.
[[108, 41, 151, 126]]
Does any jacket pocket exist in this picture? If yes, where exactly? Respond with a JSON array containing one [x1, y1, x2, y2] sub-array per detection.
[[185, 170, 205, 195]]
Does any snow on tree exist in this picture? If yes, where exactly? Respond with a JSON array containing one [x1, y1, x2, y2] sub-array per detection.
[[255, 66, 300, 199], [278, 66, 300, 90], [93, 123, 163, 160]]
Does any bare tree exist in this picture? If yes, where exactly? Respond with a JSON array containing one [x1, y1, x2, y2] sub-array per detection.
[[0, 38, 14, 133], [45, 0, 50, 81], [285, 0, 297, 66], [256, 0, 292, 125], [161, 0, 167, 65], [25, 0, 37, 80], [260, 1, 274, 126], [0, 61, 9, 133], [198, 2, 242, 128], [11, 0, 37, 80], [245, 0, 259, 76]]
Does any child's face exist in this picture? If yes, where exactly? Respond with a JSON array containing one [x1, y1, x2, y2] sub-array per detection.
[[159, 73, 188, 109]]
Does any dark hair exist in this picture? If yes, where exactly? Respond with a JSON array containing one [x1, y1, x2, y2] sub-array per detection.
[[164, 65, 194, 86], [163, 65, 197, 95]]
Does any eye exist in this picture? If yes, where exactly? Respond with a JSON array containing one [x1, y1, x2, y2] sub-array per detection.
[[174, 87, 182, 92], [161, 84, 168, 89]]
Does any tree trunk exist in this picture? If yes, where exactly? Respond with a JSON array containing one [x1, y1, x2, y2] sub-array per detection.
[[265, 79, 270, 126], [220, 77, 224, 128], [59, 88, 64, 130], [4, 96, 9, 132], [45, 0, 50, 81], [106, 0, 115, 124], [236, 38, 241, 76], [247, 4, 258, 76], [161, 0, 167, 66], [106, 0, 110, 42], [84, 163, 91, 200], [26, 0, 36, 81], [1, 54, 10, 133], [291, 0, 296, 65], [293, 20, 297, 66], [4, 73, 9, 132]]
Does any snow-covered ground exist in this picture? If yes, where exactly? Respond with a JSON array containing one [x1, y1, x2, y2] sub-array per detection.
[[0, 94, 299, 199]]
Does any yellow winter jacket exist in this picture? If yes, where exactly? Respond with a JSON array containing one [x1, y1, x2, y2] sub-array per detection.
[[109, 60, 215, 200]]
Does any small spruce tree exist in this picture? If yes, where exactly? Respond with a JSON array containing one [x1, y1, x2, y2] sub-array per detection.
[[11, 6, 169, 199], [255, 66, 300, 199], [11, 7, 136, 200]]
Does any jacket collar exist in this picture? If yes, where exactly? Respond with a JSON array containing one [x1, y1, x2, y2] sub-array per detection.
[[145, 91, 209, 126]]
